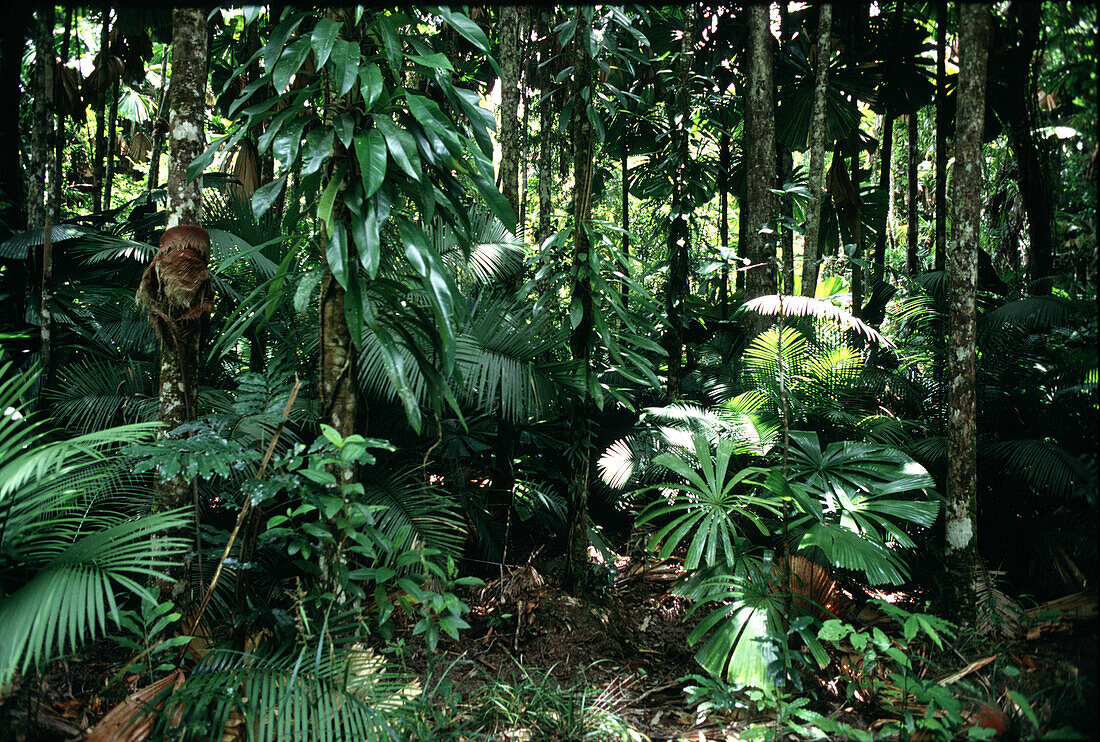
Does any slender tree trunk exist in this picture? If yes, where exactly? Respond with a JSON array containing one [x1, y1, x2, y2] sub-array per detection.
[[719, 131, 730, 315], [779, 148, 794, 294], [1005, 1, 1053, 295], [907, 113, 920, 276], [28, 8, 53, 232], [93, 9, 110, 213], [621, 151, 630, 311], [35, 7, 57, 394], [518, 10, 530, 241], [663, 2, 695, 399], [564, 9, 595, 593], [736, 194, 747, 293], [935, 0, 948, 272], [872, 113, 895, 284], [0, 7, 27, 230], [945, 2, 990, 626], [148, 48, 171, 189], [800, 3, 834, 297], [743, 3, 778, 335], [52, 6, 72, 221], [536, 9, 553, 247], [849, 133, 865, 318], [104, 76, 119, 211]]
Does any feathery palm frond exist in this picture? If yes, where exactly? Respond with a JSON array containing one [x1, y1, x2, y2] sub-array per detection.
[[742, 295, 893, 346], [361, 470, 467, 560], [984, 439, 1092, 501], [47, 359, 157, 433]]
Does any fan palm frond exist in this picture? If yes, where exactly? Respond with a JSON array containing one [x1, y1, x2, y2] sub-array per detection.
[[742, 295, 893, 346]]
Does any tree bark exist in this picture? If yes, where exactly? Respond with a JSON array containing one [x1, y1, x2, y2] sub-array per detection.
[[907, 112, 920, 276], [27, 7, 53, 232], [498, 6, 521, 233], [779, 148, 794, 294], [935, 0, 948, 272], [564, 9, 595, 593], [743, 3, 778, 335], [719, 131, 730, 315], [1005, 1, 1053, 294], [0, 7, 27, 229], [155, 6, 208, 522], [848, 133, 865, 318], [621, 150, 630, 311], [536, 9, 554, 248], [104, 76, 120, 211], [872, 113, 895, 284], [663, 2, 695, 399], [800, 3, 834, 297], [93, 9, 110, 213], [945, 2, 990, 626]]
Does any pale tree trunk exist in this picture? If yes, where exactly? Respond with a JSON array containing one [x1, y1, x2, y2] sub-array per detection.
[[779, 148, 794, 294], [872, 113, 895, 284], [156, 6, 208, 519], [621, 151, 630, 311], [93, 9, 110, 213], [564, 9, 595, 592], [663, 2, 695, 399], [935, 0, 948, 272], [907, 113, 920, 276], [945, 2, 990, 626], [800, 3, 834, 297], [743, 2, 778, 335]]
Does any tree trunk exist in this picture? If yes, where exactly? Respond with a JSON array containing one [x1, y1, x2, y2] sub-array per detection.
[[719, 131, 730, 315], [564, 9, 595, 593], [945, 2, 990, 626], [93, 9, 110, 213], [663, 2, 695, 399], [872, 113, 895, 284], [907, 112, 920, 276], [743, 3, 778, 335], [537, 9, 554, 247], [621, 150, 630, 311], [935, 0, 948, 272], [147, 49, 171, 189], [27, 7, 53, 232], [779, 147, 794, 294], [848, 133, 865, 318], [1005, 1, 1053, 295], [498, 6, 521, 232], [34, 7, 56, 394], [800, 3, 834, 298], [104, 76, 120, 211], [0, 7, 27, 230], [52, 7, 72, 222]]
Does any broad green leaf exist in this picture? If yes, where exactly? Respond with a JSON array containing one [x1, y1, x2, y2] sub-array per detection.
[[435, 7, 490, 53], [408, 52, 452, 71], [373, 116, 421, 181], [359, 63, 384, 110], [251, 176, 287, 220], [344, 276, 364, 349], [272, 115, 307, 170], [326, 222, 350, 289], [310, 17, 340, 69], [293, 267, 323, 312], [261, 13, 305, 71], [332, 112, 354, 149], [326, 38, 361, 96], [375, 14, 404, 76], [272, 36, 311, 94], [353, 128, 387, 199], [300, 127, 333, 176], [406, 94, 462, 159], [353, 199, 380, 278], [317, 161, 347, 230]]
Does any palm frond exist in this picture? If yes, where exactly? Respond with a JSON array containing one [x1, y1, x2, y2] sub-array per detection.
[[742, 295, 893, 346], [983, 439, 1092, 500], [361, 470, 467, 559]]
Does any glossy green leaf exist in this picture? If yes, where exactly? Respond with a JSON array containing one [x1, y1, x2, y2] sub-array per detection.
[[310, 16, 340, 69], [373, 116, 421, 181], [272, 36, 311, 94], [359, 63, 384, 110], [406, 94, 461, 159], [375, 14, 404, 76], [326, 38, 360, 96], [332, 112, 354, 149], [326, 222, 350, 289], [354, 128, 387, 199], [251, 175, 287, 220], [261, 13, 305, 71], [435, 7, 490, 53], [300, 127, 333, 176], [317, 161, 347, 231], [272, 115, 307, 170]]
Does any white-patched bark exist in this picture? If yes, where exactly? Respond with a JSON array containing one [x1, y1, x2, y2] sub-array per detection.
[[166, 8, 208, 228], [945, 2, 990, 623]]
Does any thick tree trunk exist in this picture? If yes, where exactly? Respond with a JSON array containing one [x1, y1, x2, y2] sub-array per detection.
[[663, 3, 695, 399], [935, 1, 948, 272], [945, 2, 990, 626], [564, 10, 595, 593], [155, 7, 209, 533], [743, 3, 778, 335], [800, 3, 834, 298], [318, 273, 358, 439], [872, 113, 895, 284], [498, 6, 521, 232], [93, 10, 110, 213], [907, 113, 920, 276], [1006, 1, 1053, 295]]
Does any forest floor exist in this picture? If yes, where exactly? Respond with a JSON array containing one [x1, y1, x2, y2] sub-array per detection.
[[1, 554, 1096, 741]]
